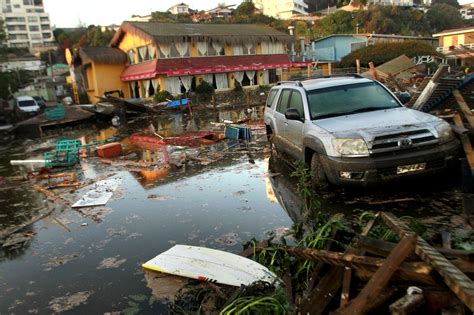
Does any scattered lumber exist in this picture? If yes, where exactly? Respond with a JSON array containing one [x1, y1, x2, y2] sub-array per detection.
[[381, 212, 474, 312]]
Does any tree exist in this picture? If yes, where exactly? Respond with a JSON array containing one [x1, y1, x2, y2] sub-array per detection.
[[234, 0, 255, 18], [426, 4, 464, 33], [317, 11, 354, 36]]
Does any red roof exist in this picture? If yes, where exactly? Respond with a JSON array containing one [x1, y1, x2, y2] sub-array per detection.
[[121, 54, 308, 81]]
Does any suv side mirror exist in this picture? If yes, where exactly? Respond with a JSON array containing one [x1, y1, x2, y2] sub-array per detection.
[[285, 108, 302, 121]]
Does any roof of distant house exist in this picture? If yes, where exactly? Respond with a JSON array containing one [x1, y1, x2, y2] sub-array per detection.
[[78, 47, 127, 65], [312, 33, 436, 43], [433, 26, 474, 37], [110, 21, 292, 46]]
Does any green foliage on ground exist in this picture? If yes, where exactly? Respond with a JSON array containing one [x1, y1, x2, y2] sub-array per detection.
[[338, 41, 441, 68], [153, 90, 174, 103]]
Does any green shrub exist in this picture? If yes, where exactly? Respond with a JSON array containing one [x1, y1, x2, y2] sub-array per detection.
[[154, 90, 174, 103], [234, 81, 243, 92], [337, 41, 441, 68], [195, 80, 214, 95]]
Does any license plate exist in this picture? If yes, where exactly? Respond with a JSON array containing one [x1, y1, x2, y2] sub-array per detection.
[[396, 163, 426, 175]]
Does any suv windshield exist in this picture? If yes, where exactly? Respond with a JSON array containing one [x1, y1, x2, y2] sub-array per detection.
[[308, 82, 400, 120], [18, 100, 37, 107]]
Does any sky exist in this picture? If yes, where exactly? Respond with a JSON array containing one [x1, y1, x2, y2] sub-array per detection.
[[44, 0, 471, 28], [43, 0, 244, 28]]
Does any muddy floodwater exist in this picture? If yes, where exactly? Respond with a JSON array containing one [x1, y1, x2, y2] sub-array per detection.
[[0, 108, 466, 314]]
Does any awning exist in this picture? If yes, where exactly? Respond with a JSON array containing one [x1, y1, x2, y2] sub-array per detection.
[[121, 54, 310, 81], [120, 60, 158, 81]]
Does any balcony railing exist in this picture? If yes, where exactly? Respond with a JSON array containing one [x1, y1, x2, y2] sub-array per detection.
[[436, 43, 474, 53]]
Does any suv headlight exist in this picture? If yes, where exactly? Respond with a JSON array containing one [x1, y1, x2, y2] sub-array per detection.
[[435, 122, 454, 144], [332, 138, 369, 156]]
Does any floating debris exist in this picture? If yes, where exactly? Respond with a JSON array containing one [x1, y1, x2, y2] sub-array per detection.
[[48, 291, 93, 313]]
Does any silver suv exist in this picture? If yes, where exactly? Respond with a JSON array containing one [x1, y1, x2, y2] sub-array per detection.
[[264, 76, 459, 188]]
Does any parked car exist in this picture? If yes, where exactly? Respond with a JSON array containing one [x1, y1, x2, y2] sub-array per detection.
[[32, 96, 47, 110], [14, 96, 41, 114], [264, 76, 460, 188]]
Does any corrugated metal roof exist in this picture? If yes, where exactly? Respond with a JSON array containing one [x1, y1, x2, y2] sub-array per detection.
[[79, 47, 127, 65]]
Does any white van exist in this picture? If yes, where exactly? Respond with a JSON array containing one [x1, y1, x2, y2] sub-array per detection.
[[15, 96, 40, 113]]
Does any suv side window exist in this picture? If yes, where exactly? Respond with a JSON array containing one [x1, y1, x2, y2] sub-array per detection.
[[266, 89, 278, 108], [276, 89, 292, 114], [289, 90, 304, 117]]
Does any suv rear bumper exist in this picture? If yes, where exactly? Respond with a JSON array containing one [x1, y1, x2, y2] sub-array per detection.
[[320, 140, 460, 186]]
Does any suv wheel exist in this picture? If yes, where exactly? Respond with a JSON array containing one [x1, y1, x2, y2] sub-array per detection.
[[311, 153, 329, 190], [269, 134, 279, 157]]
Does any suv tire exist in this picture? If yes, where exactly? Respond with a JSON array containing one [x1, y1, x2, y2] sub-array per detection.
[[310, 153, 329, 190], [269, 133, 279, 158]]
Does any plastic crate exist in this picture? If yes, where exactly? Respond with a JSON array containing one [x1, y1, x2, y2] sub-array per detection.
[[44, 139, 82, 168], [45, 104, 65, 121]]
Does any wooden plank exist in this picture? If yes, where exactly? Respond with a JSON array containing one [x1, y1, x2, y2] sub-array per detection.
[[381, 212, 474, 312], [340, 213, 379, 307], [453, 113, 474, 174], [369, 62, 378, 81], [413, 64, 449, 110], [357, 235, 474, 261], [31, 184, 70, 206], [389, 294, 425, 315], [453, 90, 474, 128], [338, 234, 417, 315], [300, 266, 344, 315]]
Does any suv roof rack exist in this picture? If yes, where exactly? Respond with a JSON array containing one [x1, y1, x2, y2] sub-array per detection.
[[276, 81, 304, 87]]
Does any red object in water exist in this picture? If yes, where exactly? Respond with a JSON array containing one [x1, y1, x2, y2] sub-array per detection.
[[96, 142, 122, 158], [130, 134, 166, 151], [164, 132, 214, 147]]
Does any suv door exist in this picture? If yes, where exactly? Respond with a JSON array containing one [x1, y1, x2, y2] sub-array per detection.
[[285, 90, 305, 160], [274, 89, 292, 154]]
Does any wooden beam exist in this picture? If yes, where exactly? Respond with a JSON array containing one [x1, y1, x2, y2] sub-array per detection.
[[413, 64, 449, 110], [381, 212, 474, 312], [340, 213, 379, 308], [453, 90, 474, 128], [389, 294, 425, 315], [369, 62, 378, 80], [300, 266, 344, 315], [337, 234, 417, 315], [453, 113, 474, 175]]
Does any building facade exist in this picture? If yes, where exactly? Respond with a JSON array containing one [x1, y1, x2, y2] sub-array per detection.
[[367, 0, 414, 6], [311, 34, 437, 62], [461, 3, 474, 20], [252, 0, 308, 19], [168, 3, 190, 15], [0, 0, 54, 48], [107, 22, 304, 99], [433, 27, 474, 66], [0, 56, 45, 71]]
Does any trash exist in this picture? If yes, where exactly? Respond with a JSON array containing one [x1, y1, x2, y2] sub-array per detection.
[[72, 177, 123, 208], [48, 291, 93, 313], [44, 140, 82, 168], [142, 245, 279, 287], [96, 142, 122, 158]]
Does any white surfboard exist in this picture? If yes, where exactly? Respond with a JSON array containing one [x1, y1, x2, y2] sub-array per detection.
[[142, 245, 278, 287]]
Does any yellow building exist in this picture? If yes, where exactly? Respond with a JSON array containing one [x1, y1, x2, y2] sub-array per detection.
[[433, 26, 474, 66], [109, 22, 302, 98], [71, 47, 128, 103]]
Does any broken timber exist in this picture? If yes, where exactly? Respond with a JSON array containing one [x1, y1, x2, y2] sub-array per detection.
[[453, 90, 474, 128], [336, 233, 417, 315], [453, 113, 474, 175], [381, 212, 474, 311], [413, 64, 449, 110]]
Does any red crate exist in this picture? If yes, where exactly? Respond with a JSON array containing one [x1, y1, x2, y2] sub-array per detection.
[[96, 142, 122, 158]]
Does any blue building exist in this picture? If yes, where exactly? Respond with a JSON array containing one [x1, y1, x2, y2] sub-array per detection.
[[311, 34, 438, 62]]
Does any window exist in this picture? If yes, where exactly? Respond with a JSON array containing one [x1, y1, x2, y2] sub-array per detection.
[[276, 89, 292, 114], [266, 89, 278, 108], [30, 33, 41, 39], [27, 16, 38, 22], [14, 4, 20, 8], [42, 32, 51, 39], [289, 90, 304, 117], [307, 82, 400, 120], [29, 25, 39, 31], [127, 50, 135, 64], [23, 0, 34, 5]]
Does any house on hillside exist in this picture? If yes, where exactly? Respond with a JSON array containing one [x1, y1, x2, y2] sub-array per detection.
[[460, 3, 474, 20], [311, 34, 437, 62], [168, 3, 191, 15], [433, 27, 474, 66], [252, 0, 308, 19], [106, 22, 298, 98]]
